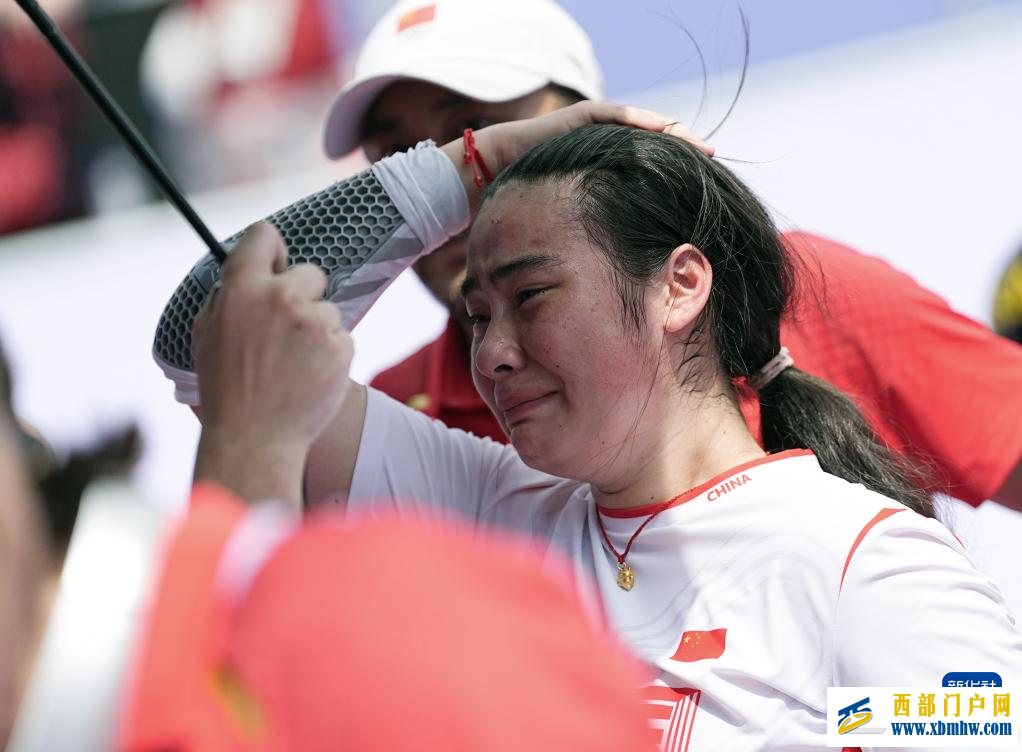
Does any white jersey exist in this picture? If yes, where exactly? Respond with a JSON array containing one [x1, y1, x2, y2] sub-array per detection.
[[347, 388, 1022, 752]]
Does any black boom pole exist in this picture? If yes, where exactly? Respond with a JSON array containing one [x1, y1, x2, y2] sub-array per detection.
[[12, 0, 227, 263]]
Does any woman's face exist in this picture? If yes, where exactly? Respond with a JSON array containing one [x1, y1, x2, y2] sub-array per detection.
[[465, 181, 665, 484]]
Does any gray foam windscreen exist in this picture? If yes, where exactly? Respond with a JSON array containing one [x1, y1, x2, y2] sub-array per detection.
[[153, 169, 402, 372]]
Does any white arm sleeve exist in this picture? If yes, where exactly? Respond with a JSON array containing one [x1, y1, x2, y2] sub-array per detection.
[[154, 141, 468, 405], [371, 139, 468, 251], [346, 388, 582, 537], [834, 514, 1022, 693]]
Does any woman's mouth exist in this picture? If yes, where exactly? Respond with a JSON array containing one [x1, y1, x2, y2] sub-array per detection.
[[501, 392, 556, 428]]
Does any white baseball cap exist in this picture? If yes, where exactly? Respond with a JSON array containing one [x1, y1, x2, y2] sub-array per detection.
[[323, 0, 604, 157]]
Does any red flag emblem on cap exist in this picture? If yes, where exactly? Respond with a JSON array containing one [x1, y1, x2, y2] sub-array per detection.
[[671, 628, 727, 662], [397, 4, 436, 32]]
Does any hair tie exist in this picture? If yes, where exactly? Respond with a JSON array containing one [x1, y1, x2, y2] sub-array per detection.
[[748, 346, 793, 390]]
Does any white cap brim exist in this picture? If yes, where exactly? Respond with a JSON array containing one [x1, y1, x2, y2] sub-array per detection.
[[323, 60, 553, 158]]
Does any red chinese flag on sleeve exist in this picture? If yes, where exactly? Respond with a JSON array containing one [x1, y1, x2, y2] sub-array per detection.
[[671, 628, 727, 662]]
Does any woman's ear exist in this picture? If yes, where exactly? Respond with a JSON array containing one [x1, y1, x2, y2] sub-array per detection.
[[662, 243, 712, 334]]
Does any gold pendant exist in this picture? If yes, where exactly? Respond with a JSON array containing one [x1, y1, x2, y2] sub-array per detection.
[[616, 561, 635, 591]]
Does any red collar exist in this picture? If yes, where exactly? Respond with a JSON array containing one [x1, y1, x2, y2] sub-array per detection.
[[597, 449, 814, 518]]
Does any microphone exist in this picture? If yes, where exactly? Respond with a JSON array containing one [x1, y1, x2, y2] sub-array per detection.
[[12, 0, 226, 263]]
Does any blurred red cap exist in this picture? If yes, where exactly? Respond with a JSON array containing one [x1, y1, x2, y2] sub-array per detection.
[[120, 483, 652, 751]]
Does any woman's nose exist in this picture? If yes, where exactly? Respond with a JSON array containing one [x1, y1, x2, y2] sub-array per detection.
[[473, 318, 525, 379]]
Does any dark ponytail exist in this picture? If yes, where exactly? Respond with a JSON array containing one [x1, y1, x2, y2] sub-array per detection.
[[759, 368, 933, 516], [489, 124, 933, 516]]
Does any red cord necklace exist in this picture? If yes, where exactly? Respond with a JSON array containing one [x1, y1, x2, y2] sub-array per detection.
[[595, 493, 684, 592]]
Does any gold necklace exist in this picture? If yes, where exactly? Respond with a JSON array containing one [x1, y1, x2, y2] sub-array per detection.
[[595, 495, 681, 591]]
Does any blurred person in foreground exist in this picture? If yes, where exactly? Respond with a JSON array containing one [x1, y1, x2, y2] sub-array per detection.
[[0, 341, 140, 752], [0, 309, 651, 749], [324, 0, 1022, 511]]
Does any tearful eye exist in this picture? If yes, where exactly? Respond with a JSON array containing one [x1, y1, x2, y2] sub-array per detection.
[[516, 287, 551, 306]]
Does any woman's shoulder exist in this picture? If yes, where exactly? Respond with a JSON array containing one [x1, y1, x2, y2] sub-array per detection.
[[795, 459, 945, 530], [753, 453, 959, 571]]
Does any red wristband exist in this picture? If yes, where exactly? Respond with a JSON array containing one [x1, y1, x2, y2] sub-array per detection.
[[463, 128, 495, 188]]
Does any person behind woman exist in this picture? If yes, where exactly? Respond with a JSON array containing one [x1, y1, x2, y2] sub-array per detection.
[[181, 111, 1022, 750]]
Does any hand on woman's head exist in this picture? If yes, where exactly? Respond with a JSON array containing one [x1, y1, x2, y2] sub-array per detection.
[[483, 102, 715, 171], [440, 102, 714, 207]]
